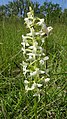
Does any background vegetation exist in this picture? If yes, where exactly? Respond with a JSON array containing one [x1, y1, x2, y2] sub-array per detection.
[[0, 0, 67, 118]]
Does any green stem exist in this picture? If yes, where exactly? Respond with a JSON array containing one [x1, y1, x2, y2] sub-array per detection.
[[45, 37, 48, 69], [34, 97, 37, 119]]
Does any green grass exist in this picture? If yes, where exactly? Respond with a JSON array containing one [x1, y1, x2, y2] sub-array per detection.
[[0, 18, 67, 119]]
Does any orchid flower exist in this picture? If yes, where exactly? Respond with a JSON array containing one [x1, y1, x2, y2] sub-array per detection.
[[21, 7, 53, 100]]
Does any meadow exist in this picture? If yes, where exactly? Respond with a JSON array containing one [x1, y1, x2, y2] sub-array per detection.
[[0, 17, 67, 119]]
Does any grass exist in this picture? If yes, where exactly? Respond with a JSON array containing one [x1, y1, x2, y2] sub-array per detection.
[[0, 18, 67, 119]]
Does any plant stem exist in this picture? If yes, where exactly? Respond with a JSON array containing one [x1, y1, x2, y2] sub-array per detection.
[[34, 97, 37, 119], [45, 37, 48, 69]]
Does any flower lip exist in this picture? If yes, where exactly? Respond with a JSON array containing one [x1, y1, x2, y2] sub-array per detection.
[[47, 26, 53, 33], [45, 78, 50, 83], [44, 56, 49, 61], [24, 80, 29, 84]]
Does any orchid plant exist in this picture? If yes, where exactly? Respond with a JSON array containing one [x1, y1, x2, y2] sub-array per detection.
[[21, 7, 53, 101]]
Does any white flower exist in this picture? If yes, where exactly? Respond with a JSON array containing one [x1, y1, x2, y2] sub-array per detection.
[[21, 7, 53, 96], [37, 19, 50, 36], [26, 42, 29, 46], [39, 59, 44, 65], [29, 42, 38, 49], [24, 80, 29, 84], [29, 55, 33, 60], [24, 82, 36, 91], [42, 23, 47, 31], [22, 61, 29, 75], [37, 18, 44, 25], [41, 76, 44, 80], [35, 32, 40, 35], [27, 49, 36, 59], [23, 68, 29, 76], [29, 68, 45, 77], [24, 18, 32, 28], [39, 70, 45, 74], [31, 82, 37, 90], [22, 35, 26, 40], [42, 38, 45, 43], [30, 68, 39, 77], [33, 93, 40, 101], [21, 42, 25, 46], [44, 56, 49, 61], [27, 12, 33, 19], [27, 53, 35, 56], [47, 26, 53, 33], [37, 83, 42, 87], [45, 78, 50, 83], [27, 27, 35, 37], [38, 46, 44, 54], [33, 93, 40, 97], [21, 48, 26, 54], [25, 85, 28, 91], [42, 53, 45, 56], [25, 86, 32, 92], [39, 56, 49, 65], [30, 82, 42, 90], [41, 32, 46, 36], [28, 46, 34, 49], [28, 45, 36, 52], [22, 35, 33, 40], [24, 18, 29, 22], [38, 46, 43, 51], [30, 71, 37, 76], [38, 24, 53, 36], [23, 65, 27, 71]]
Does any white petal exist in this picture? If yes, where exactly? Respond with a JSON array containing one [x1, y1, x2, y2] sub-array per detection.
[[30, 71, 37, 76], [40, 70, 45, 74], [47, 26, 53, 33], [28, 46, 34, 49], [31, 82, 37, 90], [39, 59, 44, 64], [24, 80, 29, 84], [45, 78, 50, 82], [44, 56, 49, 61], [37, 83, 42, 87]]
